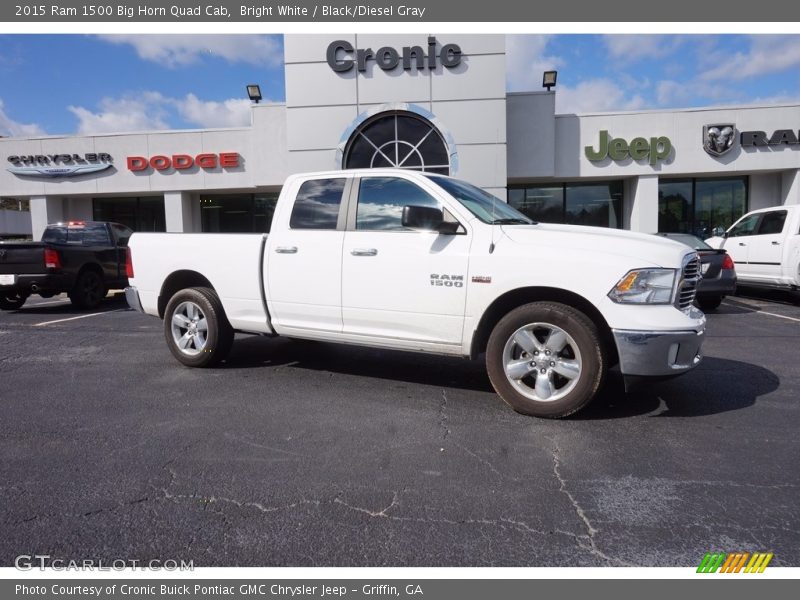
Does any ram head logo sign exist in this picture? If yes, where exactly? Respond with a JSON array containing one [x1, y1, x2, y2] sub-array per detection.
[[703, 124, 736, 157]]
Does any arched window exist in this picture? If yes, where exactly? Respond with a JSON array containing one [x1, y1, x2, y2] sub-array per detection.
[[343, 111, 450, 175]]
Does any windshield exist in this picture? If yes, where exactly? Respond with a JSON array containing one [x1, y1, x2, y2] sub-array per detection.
[[427, 176, 534, 225]]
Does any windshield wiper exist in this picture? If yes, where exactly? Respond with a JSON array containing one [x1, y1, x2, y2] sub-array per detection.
[[490, 218, 534, 225]]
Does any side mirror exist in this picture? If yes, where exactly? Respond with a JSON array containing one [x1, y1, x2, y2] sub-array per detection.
[[401, 205, 460, 234]]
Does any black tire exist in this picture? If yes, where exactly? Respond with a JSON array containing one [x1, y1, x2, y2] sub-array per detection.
[[163, 287, 233, 368], [0, 292, 28, 310], [69, 269, 105, 309], [696, 295, 723, 311], [486, 302, 607, 418]]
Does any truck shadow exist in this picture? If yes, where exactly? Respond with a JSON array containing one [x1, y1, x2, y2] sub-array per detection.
[[226, 337, 777, 418], [735, 286, 800, 306], [577, 357, 779, 419], [8, 293, 128, 315], [225, 335, 496, 394]]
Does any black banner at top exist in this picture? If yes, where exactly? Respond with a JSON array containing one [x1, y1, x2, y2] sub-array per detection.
[[2, 0, 800, 22]]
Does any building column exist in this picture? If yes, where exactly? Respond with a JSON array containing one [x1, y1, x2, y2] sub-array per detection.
[[164, 191, 194, 233], [29, 196, 63, 241], [780, 169, 800, 205], [624, 175, 659, 232]]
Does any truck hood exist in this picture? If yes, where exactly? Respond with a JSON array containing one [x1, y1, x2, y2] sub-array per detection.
[[500, 223, 691, 268]]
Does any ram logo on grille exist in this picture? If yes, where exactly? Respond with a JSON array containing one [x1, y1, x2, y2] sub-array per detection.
[[677, 254, 701, 311]]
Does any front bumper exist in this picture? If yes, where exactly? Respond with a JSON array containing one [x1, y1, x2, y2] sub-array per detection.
[[613, 326, 704, 377], [125, 286, 144, 314]]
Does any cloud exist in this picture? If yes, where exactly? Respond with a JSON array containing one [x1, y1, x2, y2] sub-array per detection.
[[0, 99, 45, 137], [505, 35, 564, 92], [177, 94, 252, 128], [603, 35, 683, 64], [699, 35, 800, 82], [67, 91, 257, 134], [68, 92, 171, 135], [555, 78, 646, 114], [96, 34, 282, 68], [655, 80, 693, 107]]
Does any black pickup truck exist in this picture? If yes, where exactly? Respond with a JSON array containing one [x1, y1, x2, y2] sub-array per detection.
[[0, 221, 133, 310]]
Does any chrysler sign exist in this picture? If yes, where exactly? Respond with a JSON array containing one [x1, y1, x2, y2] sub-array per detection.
[[6, 153, 113, 178]]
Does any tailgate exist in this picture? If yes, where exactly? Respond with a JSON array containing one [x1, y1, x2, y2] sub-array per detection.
[[698, 249, 726, 279], [0, 243, 46, 275]]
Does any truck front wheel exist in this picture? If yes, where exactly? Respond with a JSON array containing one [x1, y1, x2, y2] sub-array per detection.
[[164, 287, 234, 368], [486, 302, 607, 418]]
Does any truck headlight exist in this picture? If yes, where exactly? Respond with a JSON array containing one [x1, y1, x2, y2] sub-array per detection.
[[608, 269, 677, 304]]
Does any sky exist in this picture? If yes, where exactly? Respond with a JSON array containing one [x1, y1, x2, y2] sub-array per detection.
[[2, 34, 800, 137]]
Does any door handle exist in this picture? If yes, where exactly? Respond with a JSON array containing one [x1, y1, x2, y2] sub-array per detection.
[[275, 246, 298, 254], [772, 241, 781, 245], [350, 248, 378, 256], [738, 242, 746, 246]]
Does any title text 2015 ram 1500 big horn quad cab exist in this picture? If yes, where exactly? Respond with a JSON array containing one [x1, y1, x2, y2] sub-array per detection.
[[125, 169, 705, 418]]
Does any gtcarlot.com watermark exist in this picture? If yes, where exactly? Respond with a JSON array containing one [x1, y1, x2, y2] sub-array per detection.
[[14, 554, 194, 571]]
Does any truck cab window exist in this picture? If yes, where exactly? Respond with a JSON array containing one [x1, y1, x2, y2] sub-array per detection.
[[289, 179, 346, 230], [756, 210, 787, 235], [111, 224, 133, 246], [80, 224, 112, 246], [727, 213, 760, 237], [356, 177, 440, 231]]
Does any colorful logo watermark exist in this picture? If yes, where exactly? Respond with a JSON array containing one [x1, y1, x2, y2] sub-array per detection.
[[697, 552, 773, 573]]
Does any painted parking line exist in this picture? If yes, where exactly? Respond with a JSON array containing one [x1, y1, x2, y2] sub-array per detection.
[[755, 310, 800, 323], [33, 308, 127, 327], [723, 298, 800, 323]]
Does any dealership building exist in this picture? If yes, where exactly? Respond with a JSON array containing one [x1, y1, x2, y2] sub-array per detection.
[[3, 33, 800, 240]]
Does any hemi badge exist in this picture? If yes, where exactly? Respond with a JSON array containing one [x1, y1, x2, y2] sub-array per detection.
[[472, 276, 492, 284]]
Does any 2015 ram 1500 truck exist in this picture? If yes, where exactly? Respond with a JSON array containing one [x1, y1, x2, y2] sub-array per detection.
[[125, 169, 705, 418]]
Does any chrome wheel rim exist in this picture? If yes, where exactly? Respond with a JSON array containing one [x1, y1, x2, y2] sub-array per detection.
[[171, 301, 208, 356], [501, 322, 582, 402]]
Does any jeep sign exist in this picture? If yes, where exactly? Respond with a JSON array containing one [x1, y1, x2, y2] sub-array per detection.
[[585, 130, 672, 166]]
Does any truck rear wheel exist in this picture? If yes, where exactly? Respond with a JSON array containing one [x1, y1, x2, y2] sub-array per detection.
[[164, 287, 233, 368], [0, 292, 28, 310], [69, 269, 105, 309], [486, 302, 607, 418]]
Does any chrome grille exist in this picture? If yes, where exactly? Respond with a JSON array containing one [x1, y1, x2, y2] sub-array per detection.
[[676, 254, 701, 311]]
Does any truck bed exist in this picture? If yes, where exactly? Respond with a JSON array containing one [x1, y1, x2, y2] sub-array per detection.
[[127, 233, 272, 334]]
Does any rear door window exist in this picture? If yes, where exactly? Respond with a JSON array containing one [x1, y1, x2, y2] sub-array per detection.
[[289, 178, 346, 230]]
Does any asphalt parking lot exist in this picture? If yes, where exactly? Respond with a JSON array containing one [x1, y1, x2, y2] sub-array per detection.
[[1, 290, 799, 567]]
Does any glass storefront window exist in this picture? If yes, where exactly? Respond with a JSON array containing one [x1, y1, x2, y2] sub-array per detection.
[[508, 181, 622, 228], [509, 186, 563, 223], [658, 177, 747, 237], [200, 192, 279, 233], [658, 180, 692, 234], [565, 182, 622, 228], [93, 196, 166, 232]]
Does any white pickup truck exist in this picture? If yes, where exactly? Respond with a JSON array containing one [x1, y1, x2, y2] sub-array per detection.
[[126, 169, 705, 418], [706, 205, 800, 291]]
